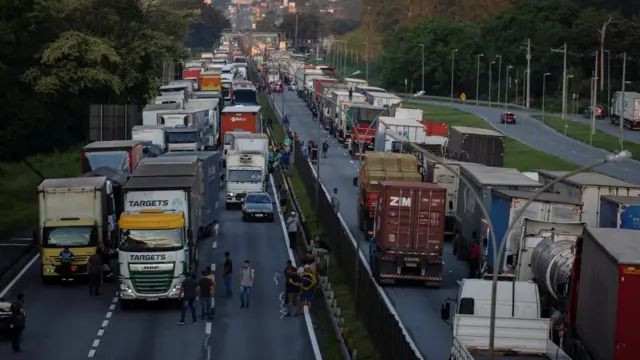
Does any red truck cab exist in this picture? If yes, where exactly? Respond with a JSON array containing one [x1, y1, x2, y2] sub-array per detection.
[[220, 105, 262, 145], [82, 140, 144, 175], [370, 181, 446, 286]]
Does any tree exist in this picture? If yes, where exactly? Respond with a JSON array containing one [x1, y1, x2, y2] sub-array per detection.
[[330, 19, 360, 35], [279, 12, 327, 45], [256, 11, 279, 32]]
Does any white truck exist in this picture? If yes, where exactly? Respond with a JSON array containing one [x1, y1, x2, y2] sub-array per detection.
[[344, 77, 367, 89], [392, 107, 423, 120], [335, 98, 366, 146], [295, 68, 323, 97], [185, 98, 220, 147], [153, 95, 184, 108], [223, 131, 250, 166], [142, 103, 180, 126], [537, 170, 640, 227], [441, 279, 570, 360], [225, 146, 268, 209], [610, 91, 640, 129], [157, 108, 213, 151], [374, 116, 427, 152], [330, 90, 364, 134], [118, 175, 200, 308], [131, 125, 166, 152], [366, 92, 401, 108]]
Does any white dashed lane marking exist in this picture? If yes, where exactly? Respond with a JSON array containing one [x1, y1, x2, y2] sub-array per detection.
[[88, 294, 119, 358]]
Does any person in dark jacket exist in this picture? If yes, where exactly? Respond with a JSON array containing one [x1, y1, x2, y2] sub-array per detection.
[[10, 293, 26, 352]]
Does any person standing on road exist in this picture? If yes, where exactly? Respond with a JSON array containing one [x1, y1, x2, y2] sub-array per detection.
[[59, 247, 74, 282], [286, 268, 302, 316], [322, 140, 329, 159], [178, 273, 199, 325], [198, 269, 213, 320], [468, 240, 480, 279], [88, 248, 104, 296], [239, 260, 255, 308], [278, 184, 288, 213], [283, 260, 296, 305], [286, 212, 298, 249], [330, 188, 340, 213], [10, 293, 26, 352], [223, 252, 233, 297]]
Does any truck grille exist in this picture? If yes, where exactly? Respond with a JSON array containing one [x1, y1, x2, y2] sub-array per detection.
[[130, 270, 174, 294]]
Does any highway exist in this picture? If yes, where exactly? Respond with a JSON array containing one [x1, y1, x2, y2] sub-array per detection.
[[411, 99, 640, 183], [0, 187, 313, 360], [272, 90, 465, 359], [409, 94, 640, 143]]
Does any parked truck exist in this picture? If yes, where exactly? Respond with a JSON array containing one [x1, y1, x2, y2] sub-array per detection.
[[182, 69, 201, 91], [392, 107, 423, 120], [225, 147, 267, 208], [82, 140, 144, 175], [335, 96, 366, 146], [370, 180, 446, 286], [448, 126, 505, 167], [355, 85, 386, 95], [201, 71, 222, 92], [454, 164, 542, 261], [38, 177, 116, 283], [328, 90, 362, 135], [318, 82, 346, 126], [350, 104, 391, 159], [118, 175, 201, 308], [133, 155, 219, 238], [142, 103, 180, 126], [355, 152, 421, 233], [366, 92, 401, 108], [295, 67, 323, 97], [220, 105, 261, 147], [441, 278, 570, 360], [537, 171, 640, 227], [610, 91, 640, 129], [374, 116, 427, 152], [344, 77, 367, 89], [487, 189, 582, 274], [131, 125, 166, 153], [599, 195, 640, 229]]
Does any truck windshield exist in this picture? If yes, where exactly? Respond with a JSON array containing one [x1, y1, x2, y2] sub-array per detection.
[[166, 131, 198, 143], [119, 228, 184, 251], [84, 151, 129, 172], [43, 226, 97, 247], [228, 169, 262, 183], [233, 89, 257, 105]]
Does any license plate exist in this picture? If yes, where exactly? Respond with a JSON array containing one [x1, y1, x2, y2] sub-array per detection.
[[254, 214, 263, 217], [405, 263, 418, 267], [146, 298, 159, 302], [405, 258, 420, 262]]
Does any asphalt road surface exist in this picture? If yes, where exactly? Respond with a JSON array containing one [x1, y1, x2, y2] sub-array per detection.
[[412, 99, 640, 183], [0, 189, 312, 360], [272, 90, 466, 359]]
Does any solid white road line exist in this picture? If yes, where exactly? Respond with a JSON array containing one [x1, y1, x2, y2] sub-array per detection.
[[0, 254, 39, 297]]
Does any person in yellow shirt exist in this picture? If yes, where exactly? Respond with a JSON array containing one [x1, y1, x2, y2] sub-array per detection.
[[206, 266, 216, 296]]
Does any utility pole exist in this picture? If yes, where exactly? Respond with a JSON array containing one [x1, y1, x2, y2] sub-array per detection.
[[606, 50, 611, 111], [620, 52, 627, 151], [526, 39, 531, 108], [363, 42, 369, 82], [450, 49, 458, 102], [496, 55, 502, 104], [476, 54, 484, 105], [591, 51, 598, 137], [505, 65, 513, 109], [294, 12, 298, 50], [488, 61, 495, 106], [419, 44, 425, 91], [343, 42, 347, 77], [551, 43, 568, 135]]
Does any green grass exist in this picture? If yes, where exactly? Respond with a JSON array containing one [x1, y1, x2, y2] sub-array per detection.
[[408, 103, 581, 171], [0, 150, 80, 236], [258, 93, 379, 360], [531, 115, 640, 160]]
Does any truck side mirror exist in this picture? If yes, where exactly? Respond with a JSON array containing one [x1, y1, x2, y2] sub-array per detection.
[[441, 301, 451, 320], [352, 177, 359, 187]]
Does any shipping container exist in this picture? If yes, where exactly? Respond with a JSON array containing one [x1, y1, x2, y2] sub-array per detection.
[[82, 140, 144, 174], [220, 105, 261, 143], [489, 189, 582, 273], [571, 227, 640, 360], [454, 164, 541, 261], [421, 121, 449, 137], [599, 195, 640, 230], [448, 126, 505, 167], [424, 160, 486, 239], [365, 92, 401, 108], [374, 116, 427, 152], [537, 171, 640, 227], [371, 180, 446, 285], [611, 91, 640, 129], [392, 107, 423, 120]]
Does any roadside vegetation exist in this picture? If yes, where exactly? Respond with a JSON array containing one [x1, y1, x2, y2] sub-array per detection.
[[409, 103, 581, 171], [258, 93, 379, 359], [531, 115, 640, 160]]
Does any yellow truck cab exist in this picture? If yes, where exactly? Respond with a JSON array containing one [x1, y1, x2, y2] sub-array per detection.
[[38, 176, 114, 283]]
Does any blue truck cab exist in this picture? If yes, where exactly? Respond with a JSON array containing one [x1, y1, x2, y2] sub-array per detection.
[[488, 189, 582, 274], [599, 195, 640, 230]]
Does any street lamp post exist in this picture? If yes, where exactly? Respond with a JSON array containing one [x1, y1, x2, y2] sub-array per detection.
[[419, 44, 425, 91], [488, 61, 495, 106], [496, 55, 502, 105], [564, 74, 574, 135], [620, 52, 627, 151], [606, 49, 611, 113], [505, 65, 513, 110], [450, 49, 458, 102], [476, 54, 484, 105], [362, 42, 369, 83]]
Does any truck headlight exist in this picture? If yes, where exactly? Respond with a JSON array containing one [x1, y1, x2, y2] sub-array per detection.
[[172, 282, 182, 292], [227, 192, 234, 197], [119, 283, 132, 293]]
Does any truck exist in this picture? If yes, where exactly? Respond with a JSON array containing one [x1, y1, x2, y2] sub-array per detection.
[[158, 108, 213, 151], [153, 95, 184, 108], [320, 84, 348, 127], [487, 189, 582, 274], [537, 171, 640, 227], [38, 177, 117, 283], [304, 75, 330, 105], [599, 195, 640, 230], [441, 278, 570, 360], [142, 103, 180, 126], [220, 105, 261, 148], [230, 81, 257, 106], [454, 164, 542, 261], [185, 98, 220, 147], [392, 107, 423, 120], [182, 69, 201, 91], [423, 160, 485, 239], [118, 175, 201, 308], [355, 152, 421, 233], [370, 180, 446, 286], [355, 85, 386, 95], [366, 92, 401, 108], [344, 77, 367, 89], [82, 140, 144, 174], [131, 125, 166, 153], [335, 97, 366, 146], [350, 104, 391, 159], [374, 116, 427, 152], [448, 126, 505, 167], [330, 91, 363, 132], [610, 91, 640, 129], [201, 71, 222, 92], [225, 149, 267, 208], [295, 67, 323, 97]]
